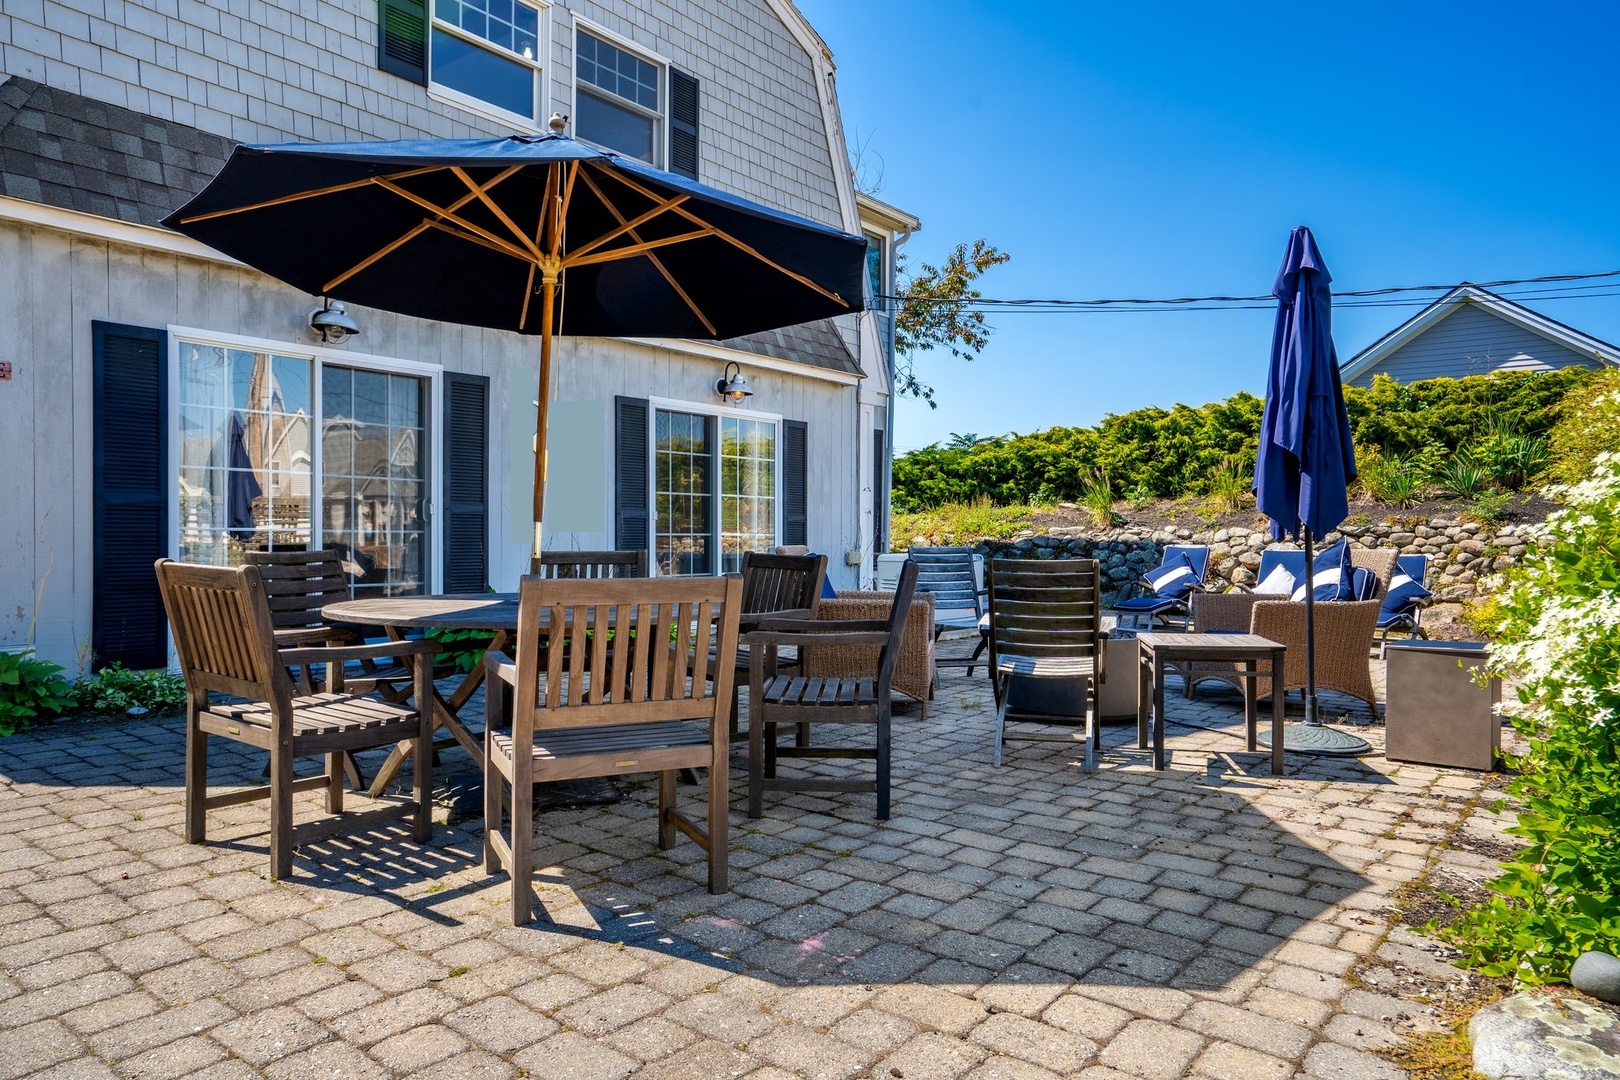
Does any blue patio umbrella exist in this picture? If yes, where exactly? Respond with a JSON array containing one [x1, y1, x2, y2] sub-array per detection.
[[1253, 226, 1368, 756], [225, 411, 263, 542], [162, 123, 867, 555]]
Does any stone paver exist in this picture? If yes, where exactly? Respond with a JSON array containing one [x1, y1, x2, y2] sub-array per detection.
[[0, 662, 1508, 1077]]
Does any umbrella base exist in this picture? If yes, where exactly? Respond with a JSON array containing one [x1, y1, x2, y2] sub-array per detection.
[[1257, 722, 1371, 757]]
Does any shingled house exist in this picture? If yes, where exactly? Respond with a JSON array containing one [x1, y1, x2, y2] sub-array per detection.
[[0, 1, 915, 672]]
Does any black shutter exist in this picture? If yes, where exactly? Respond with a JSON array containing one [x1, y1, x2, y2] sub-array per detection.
[[669, 69, 699, 180], [442, 372, 489, 593], [93, 322, 168, 672], [615, 396, 650, 553], [783, 419, 807, 547], [379, 0, 429, 85], [873, 427, 885, 557]]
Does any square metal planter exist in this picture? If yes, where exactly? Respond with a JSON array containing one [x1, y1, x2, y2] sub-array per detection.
[[1384, 640, 1502, 771]]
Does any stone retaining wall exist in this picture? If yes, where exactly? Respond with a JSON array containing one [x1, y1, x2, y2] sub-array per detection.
[[975, 515, 1538, 637]]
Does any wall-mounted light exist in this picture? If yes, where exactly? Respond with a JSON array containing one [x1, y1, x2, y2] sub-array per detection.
[[715, 361, 753, 405], [309, 298, 360, 344]]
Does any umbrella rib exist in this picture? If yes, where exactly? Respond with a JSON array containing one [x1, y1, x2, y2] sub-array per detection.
[[320, 166, 528, 293], [450, 166, 544, 260], [425, 218, 534, 262], [566, 194, 692, 262], [564, 228, 715, 269], [592, 167, 850, 307], [373, 177, 536, 264], [177, 166, 443, 223]]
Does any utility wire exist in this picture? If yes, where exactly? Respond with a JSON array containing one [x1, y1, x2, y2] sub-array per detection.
[[876, 267, 1620, 312]]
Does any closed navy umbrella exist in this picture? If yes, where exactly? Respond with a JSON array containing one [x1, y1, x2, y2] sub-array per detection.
[[163, 124, 867, 555], [1254, 226, 1368, 756]]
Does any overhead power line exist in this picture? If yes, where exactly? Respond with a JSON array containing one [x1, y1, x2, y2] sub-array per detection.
[[876, 267, 1620, 313]]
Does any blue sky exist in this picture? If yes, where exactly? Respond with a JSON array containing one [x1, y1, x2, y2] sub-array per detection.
[[796, 1, 1620, 452]]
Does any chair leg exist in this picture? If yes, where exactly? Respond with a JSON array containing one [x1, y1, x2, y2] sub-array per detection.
[[876, 710, 891, 820], [1083, 681, 1098, 774], [483, 672, 506, 875], [708, 732, 728, 893], [508, 777, 534, 926], [765, 722, 779, 779], [747, 711, 766, 819], [412, 655, 433, 844], [966, 633, 988, 678], [325, 752, 344, 814], [657, 770, 678, 850], [184, 704, 207, 844], [992, 678, 1009, 767], [269, 740, 294, 880]]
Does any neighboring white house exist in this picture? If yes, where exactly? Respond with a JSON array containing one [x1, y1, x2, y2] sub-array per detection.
[[0, 0, 917, 672], [1341, 284, 1619, 387]]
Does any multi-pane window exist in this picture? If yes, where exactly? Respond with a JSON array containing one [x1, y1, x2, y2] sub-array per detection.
[[654, 408, 778, 576], [654, 410, 712, 576], [719, 417, 776, 573], [432, 0, 542, 120], [177, 346, 313, 564], [176, 341, 429, 598], [576, 30, 661, 163], [321, 368, 430, 598]]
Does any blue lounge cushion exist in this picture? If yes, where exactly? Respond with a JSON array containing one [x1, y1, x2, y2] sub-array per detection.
[[1289, 540, 1358, 602], [1142, 552, 1202, 600], [1382, 569, 1432, 612], [1114, 594, 1185, 614]]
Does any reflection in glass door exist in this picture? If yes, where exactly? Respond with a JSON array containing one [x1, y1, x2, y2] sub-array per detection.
[[177, 345, 313, 564], [654, 410, 713, 576], [321, 366, 428, 597]]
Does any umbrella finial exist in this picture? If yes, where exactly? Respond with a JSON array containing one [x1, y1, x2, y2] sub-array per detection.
[[548, 112, 568, 133]]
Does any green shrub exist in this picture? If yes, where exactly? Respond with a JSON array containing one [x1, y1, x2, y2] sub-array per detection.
[[69, 664, 187, 716], [891, 369, 1592, 511], [1434, 451, 1494, 499], [1437, 451, 1620, 984], [1203, 453, 1253, 514], [1356, 450, 1426, 506], [426, 626, 498, 674], [0, 651, 74, 736], [1549, 371, 1620, 483]]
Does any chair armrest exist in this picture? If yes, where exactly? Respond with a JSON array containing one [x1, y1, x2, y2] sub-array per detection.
[[483, 650, 518, 686], [750, 616, 890, 634], [278, 639, 438, 665]]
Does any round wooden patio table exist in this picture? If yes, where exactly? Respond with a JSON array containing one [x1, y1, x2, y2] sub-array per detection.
[[323, 593, 526, 797]]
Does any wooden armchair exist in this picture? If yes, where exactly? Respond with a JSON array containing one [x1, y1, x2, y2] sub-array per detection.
[[798, 590, 935, 719], [744, 560, 919, 820], [483, 574, 743, 925], [155, 559, 434, 880], [986, 558, 1104, 771], [531, 549, 647, 579]]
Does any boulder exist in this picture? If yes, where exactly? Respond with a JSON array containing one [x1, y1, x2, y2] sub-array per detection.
[[1574, 952, 1620, 1005], [1469, 990, 1620, 1079]]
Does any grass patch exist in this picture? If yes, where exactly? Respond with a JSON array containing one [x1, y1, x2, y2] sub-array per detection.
[[890, 496, 1034, 548], [1378, 989, 1504, 1080]]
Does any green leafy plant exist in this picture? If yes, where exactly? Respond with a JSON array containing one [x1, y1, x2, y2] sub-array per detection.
[[1079, 470, 1119, 529], [1434, 451, 1494, 500], [1124, 480, 1155, 511], [1357, 450, 1426, 506], [1203, 453, 1253, 515], [1462, 488, 1515, 524], [1436, 447, 1620, 984], [0, 651, 74, 737], [69, 664, 187, 716], [426, 626, 498, 674], [1549, 369, 1620, 483]]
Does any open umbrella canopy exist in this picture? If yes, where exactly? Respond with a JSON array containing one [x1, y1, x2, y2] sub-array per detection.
[[1255, 226, 1357, 541], [161, 132, 867, 340]]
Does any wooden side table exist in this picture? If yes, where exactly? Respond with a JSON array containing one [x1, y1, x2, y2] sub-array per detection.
[[1135, 633, 1286, 773]]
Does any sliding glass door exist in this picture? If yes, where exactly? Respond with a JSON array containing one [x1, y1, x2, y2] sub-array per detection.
[[175, 340, 430, 596], [653, 407, 778, 576]]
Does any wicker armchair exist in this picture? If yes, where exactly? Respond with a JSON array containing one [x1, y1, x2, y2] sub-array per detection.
[[799, 590, 936, 720], [1185, 593, 1383, 715]]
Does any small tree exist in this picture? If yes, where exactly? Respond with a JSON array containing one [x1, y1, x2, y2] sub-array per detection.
[[893, 239, 1010, 408]]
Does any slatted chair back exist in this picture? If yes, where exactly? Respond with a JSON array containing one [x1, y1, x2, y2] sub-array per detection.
[[740, 552, 826, 617], [531, 549, 647, 579], [509, 575, 743, 738], [873, 557, 921, 699], [908, 546, 981, 627], [156, 560, 292, 706], [986, 558, 1103, 673], [242, 549, 351, 632]]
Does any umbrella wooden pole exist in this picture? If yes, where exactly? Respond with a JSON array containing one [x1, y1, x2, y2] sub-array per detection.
[[1302, 527, 1320, 726], [532, 267, 558, 561]]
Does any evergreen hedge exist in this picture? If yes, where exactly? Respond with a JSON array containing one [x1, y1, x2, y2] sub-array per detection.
[[892, 369, 1596, 511]]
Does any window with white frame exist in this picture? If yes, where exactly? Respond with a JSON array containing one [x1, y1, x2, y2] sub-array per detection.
[[431, 0, 544, 122], [652, 407, 778, 576], [575, 29, 662, 164], [174, 337, 435, 599]]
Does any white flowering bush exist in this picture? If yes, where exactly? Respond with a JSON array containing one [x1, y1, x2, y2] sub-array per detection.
[[1440, 451, 1620, 983]]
